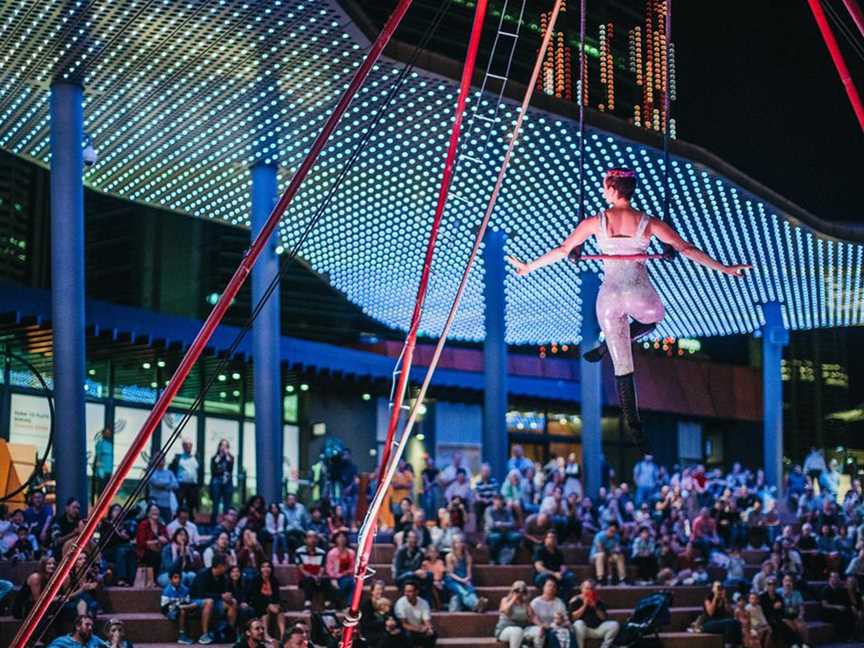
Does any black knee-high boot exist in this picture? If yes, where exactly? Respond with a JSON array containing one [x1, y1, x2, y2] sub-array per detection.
[[583, 321, 657, 363], [615, 372, 651, 455]]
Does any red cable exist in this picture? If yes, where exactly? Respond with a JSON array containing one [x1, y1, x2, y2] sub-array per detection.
[[10, 2, 416, 645], [841, 0, 864, 38], [339, 2, 489, 647], [807, 0, 864, 134]]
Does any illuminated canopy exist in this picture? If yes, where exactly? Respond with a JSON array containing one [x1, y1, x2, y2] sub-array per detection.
[[1, 0, 861, 344]]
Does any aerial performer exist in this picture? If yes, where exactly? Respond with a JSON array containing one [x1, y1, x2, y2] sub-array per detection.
[[508, 168, 751, 454]]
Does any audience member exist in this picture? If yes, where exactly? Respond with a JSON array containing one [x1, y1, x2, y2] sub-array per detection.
[[296, 529, 329, 609], [568, 579, 619, 648], [394, 581, 437, 648], [485, 494, 520, 565], [173, 438, 201, 515], [533, 531, 575, 601], [47, 614, 102, 648], [495, 580, 543, 648], [209, 439, 235, 524], [589, 522, 626, 585]]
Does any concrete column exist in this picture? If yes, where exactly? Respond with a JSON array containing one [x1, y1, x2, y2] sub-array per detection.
[[50, 81, 88, 511], [761, 301, 788, 495], [250, 162, 283, 503], [579, 272, 603, 498], [483, 229, 508, 481]]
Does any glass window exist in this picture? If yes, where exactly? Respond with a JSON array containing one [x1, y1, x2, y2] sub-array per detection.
[[113, 406, 153, 480], [284, 394, 298, 423], [507, 410, 545, 434], [549, 442, 580, 465], [84, 403, 106, 477], [547, 413, 581, 436], [242, 421, 256, 487]]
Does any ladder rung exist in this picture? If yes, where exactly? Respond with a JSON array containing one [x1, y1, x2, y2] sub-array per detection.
[[451, 193, 473, 202], [486, 73, 508, 81], [461, 155, 481, 164], [475, 115, 497, 123], [498, 31, 518, 38]]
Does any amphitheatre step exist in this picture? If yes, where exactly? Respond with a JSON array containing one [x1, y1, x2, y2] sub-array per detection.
[[96, 585, 824, 621], [273, 564, 637, 586], [436, 633, 724, 648], [369, 543, 590, 565]]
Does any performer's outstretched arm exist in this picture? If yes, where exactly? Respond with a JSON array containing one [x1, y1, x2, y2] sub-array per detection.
[[650, 220, 750, 276], [507, 217, 598, 276]]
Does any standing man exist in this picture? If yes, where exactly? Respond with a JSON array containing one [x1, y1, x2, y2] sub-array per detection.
[[174, 438, 201, 516], [339, 448, 359, 529], [803, 447, 827, 492], [632, 454, 658, 508], [507, 445, 532, 476], [569, 580, 620, 648]]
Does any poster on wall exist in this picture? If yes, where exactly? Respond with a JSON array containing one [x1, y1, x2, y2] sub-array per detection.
[[113, 406, 152, 480], [9, 393, 54, 458], [203, 417, 239, 482], [10, 394, 104, 475]]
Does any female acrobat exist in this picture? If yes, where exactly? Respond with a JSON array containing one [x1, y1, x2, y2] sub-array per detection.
[[508, 168, 750, 454]]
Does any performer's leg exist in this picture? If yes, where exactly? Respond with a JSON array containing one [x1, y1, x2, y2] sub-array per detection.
[[583, 321, 657, 362]]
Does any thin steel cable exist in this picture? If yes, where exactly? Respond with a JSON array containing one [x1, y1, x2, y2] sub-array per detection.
[[825, 0, 864, 62]]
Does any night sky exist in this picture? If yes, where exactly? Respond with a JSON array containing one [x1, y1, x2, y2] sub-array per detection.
[[674, 1, 861, 224], [674, 2, 864, 400]]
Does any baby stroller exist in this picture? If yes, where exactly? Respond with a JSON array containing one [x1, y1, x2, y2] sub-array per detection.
[[613, 591, 672, 647]]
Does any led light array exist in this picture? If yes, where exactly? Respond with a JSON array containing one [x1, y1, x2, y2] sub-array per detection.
[[0, 1, 861, 345]]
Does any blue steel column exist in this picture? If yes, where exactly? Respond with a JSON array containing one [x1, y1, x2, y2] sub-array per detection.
[[50, 82, 88, 511], [251, 162, 283, 503], [579, 272, 603, 498], [761, 301, 788, 495], [483, 230, 508, 481]]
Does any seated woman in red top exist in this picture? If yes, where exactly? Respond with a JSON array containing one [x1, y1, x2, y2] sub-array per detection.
[[136, 504, 169, 585], [326, 531, 356, 609]]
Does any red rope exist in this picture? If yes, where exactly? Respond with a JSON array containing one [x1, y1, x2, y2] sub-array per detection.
[[10, 2, 416, 645], [339, 2, 489, 646], [807, 0, 864, 133]]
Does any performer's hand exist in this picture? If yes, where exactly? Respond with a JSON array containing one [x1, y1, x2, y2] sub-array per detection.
[[722, 263, 751, 276], [506, 256, 530, 276]]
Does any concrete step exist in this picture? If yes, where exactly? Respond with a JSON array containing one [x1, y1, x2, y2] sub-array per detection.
[[369, 543, 590, 565], [275, 563, 639, 586], [99, 584, 718, 615], [435, 633, 725, 648]]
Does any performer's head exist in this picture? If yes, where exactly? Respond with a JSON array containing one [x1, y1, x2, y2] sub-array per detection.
[[603, 167, 637, 204]]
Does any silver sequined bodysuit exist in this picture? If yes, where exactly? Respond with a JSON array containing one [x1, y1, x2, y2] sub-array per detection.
[[594, 210, 665, 376]]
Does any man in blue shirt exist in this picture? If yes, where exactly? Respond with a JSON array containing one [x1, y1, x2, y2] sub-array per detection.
[[590, 522, 626, 585], [48, 614, 103, 648], [506, 444, 532, 476]]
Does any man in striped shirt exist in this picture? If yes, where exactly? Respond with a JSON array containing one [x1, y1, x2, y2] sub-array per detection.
[[473, 463, 500, 524], [295, 530, 330, 609]]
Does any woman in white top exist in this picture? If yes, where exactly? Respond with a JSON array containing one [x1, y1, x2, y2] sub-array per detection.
[[510, 168, 749, 453]]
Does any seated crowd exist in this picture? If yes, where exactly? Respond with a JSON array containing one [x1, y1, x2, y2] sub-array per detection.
[[0, 443, 862, 648]]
